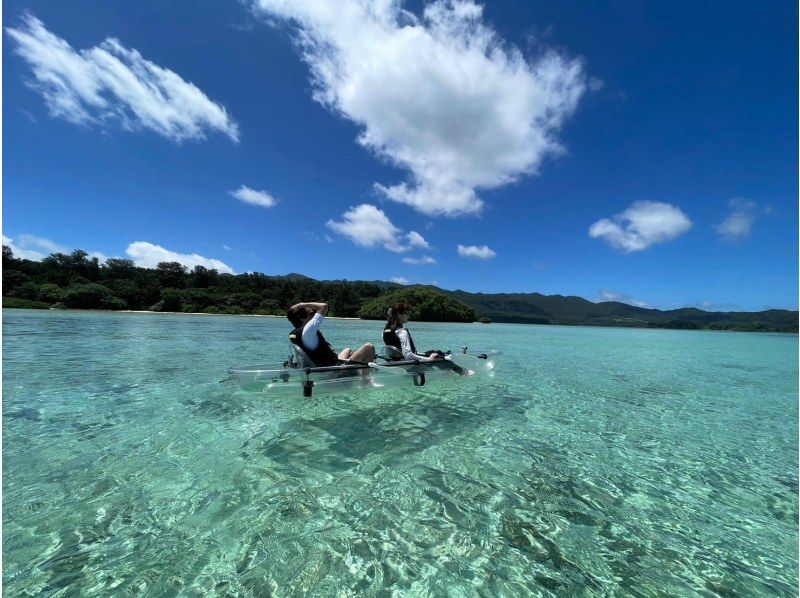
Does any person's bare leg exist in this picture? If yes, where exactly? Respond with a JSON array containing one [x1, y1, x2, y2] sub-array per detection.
[[348, 343, 375, 379], [338, 348, 352, 360], [349, 343, 375, 363]]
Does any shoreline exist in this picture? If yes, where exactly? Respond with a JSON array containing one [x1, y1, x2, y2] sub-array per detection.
[[1, 307, 796, 334], [119, 310, 363, 320]]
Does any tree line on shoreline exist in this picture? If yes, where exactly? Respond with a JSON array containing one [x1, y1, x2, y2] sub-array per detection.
[[1, 247, 475, 321], [2, 246, 796, 332]]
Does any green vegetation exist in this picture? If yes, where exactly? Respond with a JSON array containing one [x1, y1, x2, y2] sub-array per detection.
[[2, 297, 50, 309], [358, 288, 475, 322], [2, 245, 796, 332], [1, 246, 390, 317], [444, 290, 798, 332]]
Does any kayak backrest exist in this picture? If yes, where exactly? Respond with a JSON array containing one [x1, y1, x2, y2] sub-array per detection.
[[380, 344, 404, 361], [292, 345, 317, 368]]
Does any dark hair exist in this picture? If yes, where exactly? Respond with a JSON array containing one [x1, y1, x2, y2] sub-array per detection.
[[287, 306, 311, 328], [386, 302, 410, 328]]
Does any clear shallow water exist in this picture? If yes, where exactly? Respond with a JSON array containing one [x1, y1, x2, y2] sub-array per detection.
[[3, 309, 797, 596]]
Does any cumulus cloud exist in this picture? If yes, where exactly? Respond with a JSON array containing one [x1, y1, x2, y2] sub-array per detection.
[[457, 244, 496, 259], [3, 234, 67, 260], [229, 185, 277, 208], [402, 255, 437, 265], [125, 241, 234, 274], [6, 14, 239, 142], [326, 204, 429, 252], [715, 198, 757, 241], [406, 231, 430, 249], [3, 234, 108, 262], [589, 201, 692, 252], [253, 0, 587, 217], [595, 290, 649, 308], [390, 276, 410, 285]]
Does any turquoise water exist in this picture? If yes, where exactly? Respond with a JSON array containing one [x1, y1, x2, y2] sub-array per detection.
[[3, 309, 797, 596]]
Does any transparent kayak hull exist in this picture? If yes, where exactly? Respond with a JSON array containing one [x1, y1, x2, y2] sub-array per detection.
[[226, 351, 499, 396]]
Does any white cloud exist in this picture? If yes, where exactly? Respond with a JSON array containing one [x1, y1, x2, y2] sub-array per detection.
[[125, 241, 235, 274], [326, 204, 427, 253], [303, 231, 337, 244], [390, 276, 409, 285], [253, 0, 587, 217], [715, 198, 756, 241], [402, 255, 437, 265], [3, 234, 68, 260], [715, 213, 752, 240], [18, 234, 67, 255], [595, 290, 649, 308], [6, 14, 239, 143], [3, 234, 109, 262], [229, 185, 277, 208], [587, 76, 604, 91], [222, 244, 232, 251], [589, 201, 692, 252], [88, 251, 110, 264], [457, 244, 496, 259], [406, 231, 430, 249]]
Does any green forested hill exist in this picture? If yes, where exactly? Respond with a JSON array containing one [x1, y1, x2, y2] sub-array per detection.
[[359, 288, 475, 322], [443, 290, 798, 332], [2, 245, 796, 332]]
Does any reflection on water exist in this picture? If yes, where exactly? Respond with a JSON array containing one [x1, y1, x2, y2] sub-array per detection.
[[3, 310, 798, 595]]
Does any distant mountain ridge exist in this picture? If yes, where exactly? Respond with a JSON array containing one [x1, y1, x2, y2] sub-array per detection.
[[320, 280, 795, 332], [440, 289, 797, 332]]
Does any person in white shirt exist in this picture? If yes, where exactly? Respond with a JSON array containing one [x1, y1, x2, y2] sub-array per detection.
[[382, 302, 446, 362], [287, 302, 375, 367]]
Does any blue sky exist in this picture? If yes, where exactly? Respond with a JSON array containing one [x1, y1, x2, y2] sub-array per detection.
[[3, 0, 797, 311]]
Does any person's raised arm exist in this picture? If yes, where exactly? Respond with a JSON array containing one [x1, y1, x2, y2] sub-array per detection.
[[290, 302, 329, 316]]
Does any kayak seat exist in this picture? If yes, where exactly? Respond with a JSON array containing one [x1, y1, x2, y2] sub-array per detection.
[[292, 345, 360, 380], [380, 345, 404, 361], [292, 345, 318, 368]]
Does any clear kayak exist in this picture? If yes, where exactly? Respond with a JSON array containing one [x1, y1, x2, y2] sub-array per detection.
[[225, 348, 501, 397]]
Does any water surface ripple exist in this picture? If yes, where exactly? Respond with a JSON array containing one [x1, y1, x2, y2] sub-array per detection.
[[3, 310, 797, 595]]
